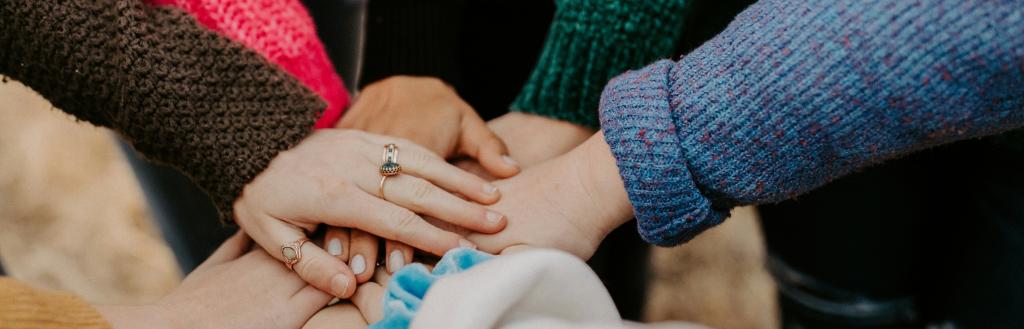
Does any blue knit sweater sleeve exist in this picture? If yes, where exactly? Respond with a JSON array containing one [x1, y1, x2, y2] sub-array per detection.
[[599, 0, 1024, 246]]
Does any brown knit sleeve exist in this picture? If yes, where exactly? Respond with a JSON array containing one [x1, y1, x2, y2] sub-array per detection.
[[0, 0, 325, 223]]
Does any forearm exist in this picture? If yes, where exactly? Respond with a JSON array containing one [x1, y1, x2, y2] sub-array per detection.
[[511, 0, 688, 128], [600, 0, 1024, 245], [0, 0, 324, 222]]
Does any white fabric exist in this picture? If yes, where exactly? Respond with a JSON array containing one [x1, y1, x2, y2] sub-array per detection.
[[411, 249, 707, 329]]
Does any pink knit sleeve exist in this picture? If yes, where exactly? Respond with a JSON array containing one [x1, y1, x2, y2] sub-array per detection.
[[147, 0, 350, 129]]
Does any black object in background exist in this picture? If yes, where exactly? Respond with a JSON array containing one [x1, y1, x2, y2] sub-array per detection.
[[119, 142, 233, 273]]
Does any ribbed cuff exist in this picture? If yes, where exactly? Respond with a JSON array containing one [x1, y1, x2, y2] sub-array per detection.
[[599, 60, 726, 246], [512, 0, 688, 128]]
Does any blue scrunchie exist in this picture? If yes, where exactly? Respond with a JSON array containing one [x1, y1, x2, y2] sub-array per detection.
[[368, 248, 493, 329]]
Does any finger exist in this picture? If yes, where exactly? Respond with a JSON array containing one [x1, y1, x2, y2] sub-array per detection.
[[351, 281, 386, 323], [381, 174, 506, 233], [373, 265, 392, 285], [326, 192, 471, 256], [384, 240, 414, 274], [301, 302, 368, 329], [454, 159, 495, 181], [348, 230, 377, 283], [324, 227, 350, 260], [248, 214, 357, 298], [290, 284, 333, 316], [459, 115, 520, 178], [364, 135, 501, 205], [197, 229, 250, 269]]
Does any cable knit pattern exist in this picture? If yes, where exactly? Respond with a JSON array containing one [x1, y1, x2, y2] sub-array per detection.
[[512, 0, 688, 128], [600, 0, 1024, 246], [147, 0, 349, 128], [0, 0, 325, 223]]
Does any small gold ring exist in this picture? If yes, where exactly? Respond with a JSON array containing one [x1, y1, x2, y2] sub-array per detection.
[[379, 176, 389, 200], [281, 237, 310, 271]]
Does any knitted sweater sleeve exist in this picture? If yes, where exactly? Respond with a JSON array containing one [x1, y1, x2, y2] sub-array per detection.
[[0, 0, 325, 223], [0, 278, 110, 329], [599, 0, 1024, 246], [511, 0, 688, 128]]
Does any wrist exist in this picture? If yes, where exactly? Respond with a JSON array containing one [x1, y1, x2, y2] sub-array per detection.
[[568, 132, 634, 236], [95, 304, 172, 329]]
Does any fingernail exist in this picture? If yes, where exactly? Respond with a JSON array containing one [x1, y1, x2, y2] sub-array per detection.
[[388, 250, 405, 273], [327, 238, 343, 256], [327, 297, 340, 306], [351, 254, 366, 275], [330, 274, 350, 297], [459, 239, 477, 250], [502, 155, 519, 167], [483, 183, 498, 195], [486, 210, 504, 224]]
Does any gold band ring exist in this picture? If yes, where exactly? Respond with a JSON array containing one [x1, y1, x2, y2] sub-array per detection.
[[281, 237, 310, 271]]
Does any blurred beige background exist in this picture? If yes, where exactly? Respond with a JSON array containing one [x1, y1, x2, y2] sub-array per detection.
[[0, 78, 777, 328]]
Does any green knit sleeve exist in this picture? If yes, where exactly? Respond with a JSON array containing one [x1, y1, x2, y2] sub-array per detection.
[[510, 0, 688, 128]]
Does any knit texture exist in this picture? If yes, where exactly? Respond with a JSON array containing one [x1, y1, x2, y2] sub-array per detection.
[[0, 0, 325, 223], [147, 0, 349, 128], [600, 0, 1024, 246], [0, 278, 111, 329], [511, 0, 688, 128]]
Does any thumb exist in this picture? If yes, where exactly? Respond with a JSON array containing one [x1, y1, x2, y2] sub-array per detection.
[[459, 116, 519, 178]]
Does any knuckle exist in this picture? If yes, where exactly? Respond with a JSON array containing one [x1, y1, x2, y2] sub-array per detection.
[[408, 181, 434, 208], [296, 255, 334, 287], [389, 210, 420, 242]]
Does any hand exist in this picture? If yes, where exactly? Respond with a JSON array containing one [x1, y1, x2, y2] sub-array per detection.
[[321, 225, 412, 284], [97, 231, 331, 329], [234, 129, 506, 298], [302, 265, 391, 329], [457, 112, 593, 180], [467, 133, 633, 259], [488, 112, 595, 168], [339, 76, 519, 178]]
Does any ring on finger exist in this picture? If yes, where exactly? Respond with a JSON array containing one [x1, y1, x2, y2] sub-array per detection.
[[281, 237, 310, 271], [379, 144, 401, 200]]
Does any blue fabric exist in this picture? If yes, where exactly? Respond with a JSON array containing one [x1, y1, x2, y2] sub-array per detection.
[[598, 0, 1024, 246], [369, 248, 494, 329]]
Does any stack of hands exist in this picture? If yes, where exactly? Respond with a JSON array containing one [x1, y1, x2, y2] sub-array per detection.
[[100, 76, 635, 328]]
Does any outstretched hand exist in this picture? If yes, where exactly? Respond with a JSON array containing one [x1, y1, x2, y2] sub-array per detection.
[[338, 76, 520, 178], [234, 129, 506, 299], [467, 133, 634, 259]]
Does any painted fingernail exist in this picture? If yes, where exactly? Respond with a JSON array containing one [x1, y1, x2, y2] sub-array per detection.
[[459, 239, 477, 250], [351, 254, 366, 275], [388, 250, 405, 273], [502, 155, 519, 167], [483, 183, 498, 195], [327, 238, 343, 256], [330, 274, 350, 297], [486, 210, 504, 224]]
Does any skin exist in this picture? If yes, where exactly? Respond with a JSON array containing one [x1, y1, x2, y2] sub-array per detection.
[[96, 232, 332, 329], [234, 129, 505, 298], [468, 132, 635, 259], [325, 76, 527, 282]]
